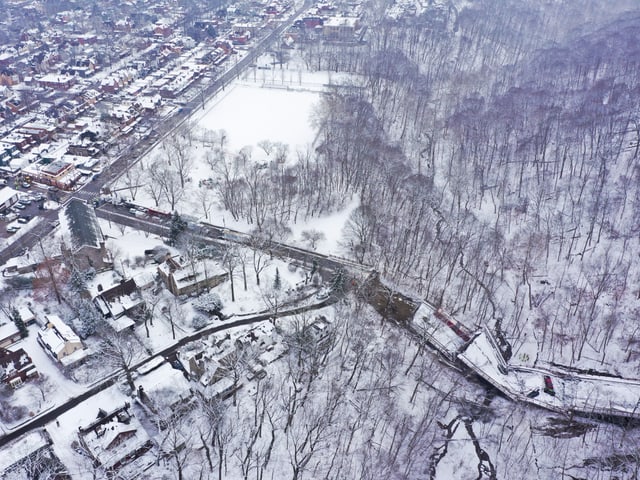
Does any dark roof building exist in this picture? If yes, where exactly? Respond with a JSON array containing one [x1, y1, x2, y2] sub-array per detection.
[[59, 199, 112, 271], [0, 347, 38, 388]]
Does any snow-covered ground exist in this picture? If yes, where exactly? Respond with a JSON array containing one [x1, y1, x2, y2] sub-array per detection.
[[108, 63, 360, 259]]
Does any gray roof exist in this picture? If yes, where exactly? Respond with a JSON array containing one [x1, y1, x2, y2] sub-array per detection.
[[62, 199, 103, 251]]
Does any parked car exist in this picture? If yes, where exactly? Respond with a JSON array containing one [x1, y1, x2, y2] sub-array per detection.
[[6, 225, 20, 233], [526, 389, 540, 398], [17, 216, 31, 224], [543, 375, 555, 396], [13, 203, 26, 210], [21, 182, 31, 189]]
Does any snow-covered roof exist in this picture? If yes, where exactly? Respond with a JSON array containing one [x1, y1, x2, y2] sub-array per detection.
[[17, 306, 35, 324], [0, 321, 19, 342], [137, 362, 191, 407], [0, 186, 18, 205], [0, 430, 49, 473], [79, 406, 150, 470], [38, 314, 82, 357]]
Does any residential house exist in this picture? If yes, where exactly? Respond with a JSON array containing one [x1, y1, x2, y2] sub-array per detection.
[[322, 16, 360, 41], [93, 278, 144, 332], [0, 307, 35, 348], [136, 362, 192, 412], [0, 430, 69, 479], [37, 314, 84, 362], [37, 73, 76, 90], [0, 322, 21, 349], [59, 199, 112, 271], [157, 255, 227, 297], [77, 404, 154, 475], [0, 347, 38, 388], [178, 334, 234, 388]]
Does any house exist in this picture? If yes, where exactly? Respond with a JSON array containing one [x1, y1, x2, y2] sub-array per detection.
[[59, 199, 112, 271], [178, 334, 234, 388], [37, 314, 84, 362], [77, 403, 154, 474], [136, 362, 192, 411], [93, 278, 144, 331], [0, 186, 19, 212], [0, 347, 38, 388], [37, 73, 76, 90], [322, 16, 360, 41], [0, 321, 21, 349], [0, 430, 69, 479], [157, 255, 227, 297]]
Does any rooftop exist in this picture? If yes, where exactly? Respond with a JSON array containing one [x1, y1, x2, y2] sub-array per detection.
[[61, 198, 104, 251]]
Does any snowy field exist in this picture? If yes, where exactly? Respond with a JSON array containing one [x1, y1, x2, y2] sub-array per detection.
[[190, 83, 319, 155], [110, 70, 359, 257]]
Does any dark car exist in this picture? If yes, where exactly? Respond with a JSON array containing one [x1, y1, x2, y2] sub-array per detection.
[[526, 389, 540, 398]]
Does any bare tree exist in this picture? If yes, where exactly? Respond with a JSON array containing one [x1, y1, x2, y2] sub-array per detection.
[[164, 127, 195, 188], [100, 330, 145, 392], [301, 229, 325, 250]]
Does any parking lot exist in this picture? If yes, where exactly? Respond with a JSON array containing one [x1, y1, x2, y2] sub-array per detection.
[[0, 183, 59, 240]]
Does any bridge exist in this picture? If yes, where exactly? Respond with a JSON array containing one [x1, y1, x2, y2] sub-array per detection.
[[411, 301, 640, 421]]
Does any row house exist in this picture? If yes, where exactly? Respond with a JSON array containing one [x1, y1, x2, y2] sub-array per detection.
[[100, 69, 136, 94], [16, 121, 57, 143], [23, 159, 81, 190], [37, 73, 76, 90], [0, 141, 17, 163], [2, 132, 32, 151]]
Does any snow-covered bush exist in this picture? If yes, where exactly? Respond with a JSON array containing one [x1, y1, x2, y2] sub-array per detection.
[[191, 314, 210, 330], [192, 292, 224, 315]]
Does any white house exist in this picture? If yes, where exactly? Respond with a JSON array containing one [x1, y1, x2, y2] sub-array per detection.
[[37, 314, 84, 362]]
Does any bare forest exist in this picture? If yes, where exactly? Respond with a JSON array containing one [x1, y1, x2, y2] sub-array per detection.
[[215, 0, 640, 372]]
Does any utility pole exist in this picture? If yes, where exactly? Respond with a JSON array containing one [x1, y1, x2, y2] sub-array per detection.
[[38, 239, 62, 304]]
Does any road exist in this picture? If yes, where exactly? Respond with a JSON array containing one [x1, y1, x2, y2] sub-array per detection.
[[95, 203, 371, 280]]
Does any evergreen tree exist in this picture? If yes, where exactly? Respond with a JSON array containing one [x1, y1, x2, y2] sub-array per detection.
[[329, 268, 345, 294], [11, 308, 28, 338], [72, 299, 102, 338], [273, 268, 281, 291], [169, 212, 187, 246]]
